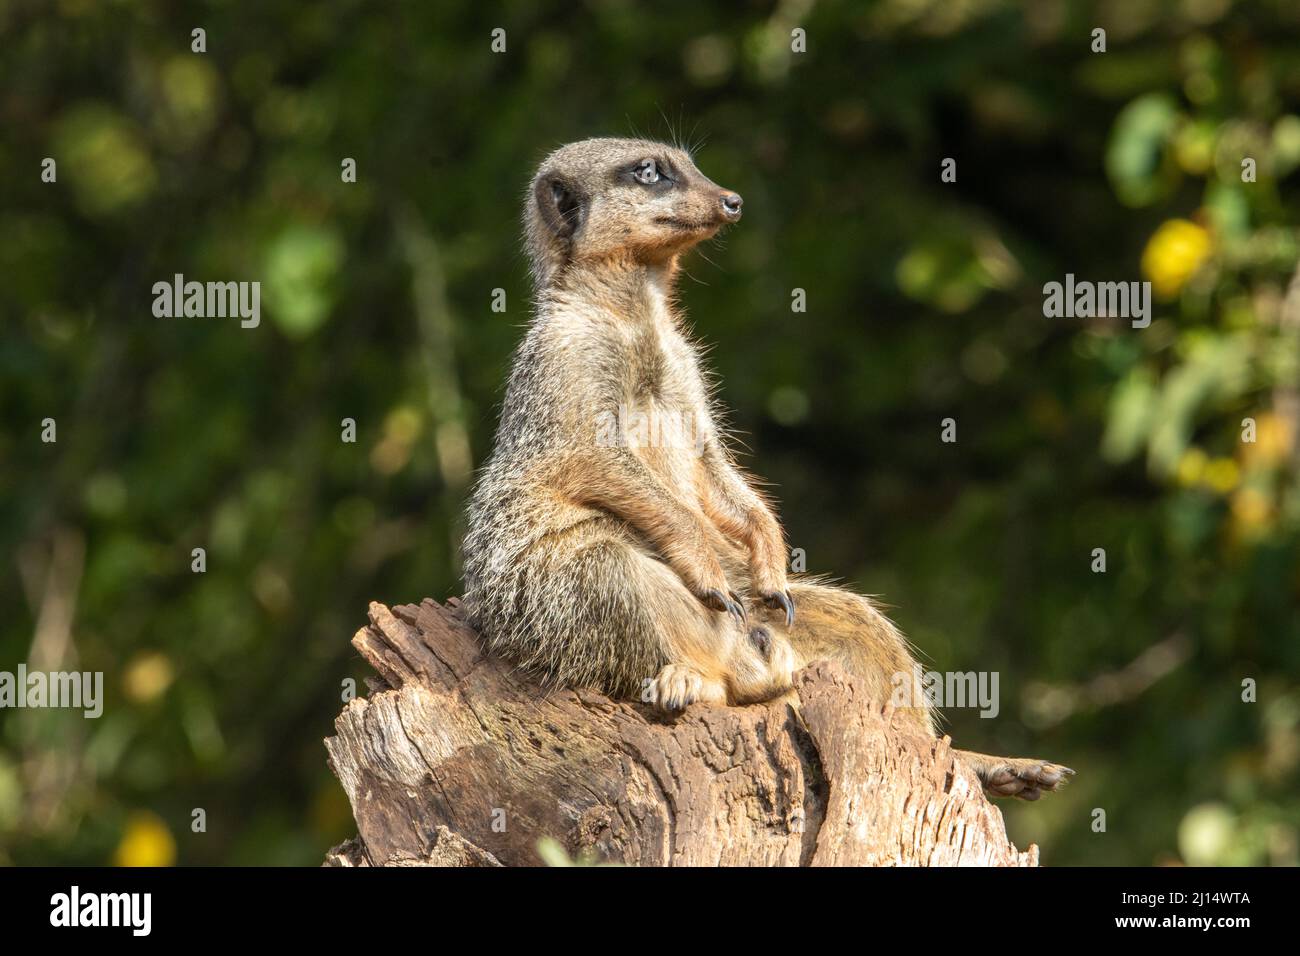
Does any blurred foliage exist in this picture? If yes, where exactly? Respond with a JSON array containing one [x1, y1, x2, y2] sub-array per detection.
[[2, 0, 1299, 866]]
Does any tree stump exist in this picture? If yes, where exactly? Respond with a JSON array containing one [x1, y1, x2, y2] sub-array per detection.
[[323, 597, 1039, 867]]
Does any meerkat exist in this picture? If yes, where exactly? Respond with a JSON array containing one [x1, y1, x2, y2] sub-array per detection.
[[462, 137, 1073, 800]]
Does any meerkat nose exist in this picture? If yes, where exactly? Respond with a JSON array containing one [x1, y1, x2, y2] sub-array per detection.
[[720, 192, 743, 219]]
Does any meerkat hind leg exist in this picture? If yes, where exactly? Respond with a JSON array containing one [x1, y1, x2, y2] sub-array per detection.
[[642, 554, 794, 709], [652, 662, 727, 711], [540, 525, 790, 710], [953, 751, 1075, 800]]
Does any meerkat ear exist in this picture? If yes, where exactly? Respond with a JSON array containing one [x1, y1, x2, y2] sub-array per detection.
[[535, 175, 586, 239]]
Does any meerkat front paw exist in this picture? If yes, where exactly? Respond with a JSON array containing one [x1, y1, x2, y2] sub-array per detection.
[[746, 517, 795, 625], [672, 551, 748, 623], [651, 663, 726, 712], [755, 588, 795, 627], [698, 587, 747, 623]]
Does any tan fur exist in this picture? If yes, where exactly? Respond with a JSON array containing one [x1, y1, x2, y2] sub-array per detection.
[[462, 137, 1071, 798]]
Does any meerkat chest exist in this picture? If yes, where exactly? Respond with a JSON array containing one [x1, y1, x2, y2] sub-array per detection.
[[618, 324, 709, 471]]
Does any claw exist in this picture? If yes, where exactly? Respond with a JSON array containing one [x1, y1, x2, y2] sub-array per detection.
[[760, 589, 795, 628], [702, 588, 746, 623]]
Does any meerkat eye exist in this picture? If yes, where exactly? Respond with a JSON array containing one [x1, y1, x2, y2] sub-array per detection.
[[633, 159, 660, 185]]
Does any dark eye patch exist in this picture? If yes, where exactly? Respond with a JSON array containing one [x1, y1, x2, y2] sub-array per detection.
[[655, 158, 680, 182]]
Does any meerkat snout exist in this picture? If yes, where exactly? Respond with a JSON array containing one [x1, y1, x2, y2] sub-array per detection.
[[720, 191, 743, 220]]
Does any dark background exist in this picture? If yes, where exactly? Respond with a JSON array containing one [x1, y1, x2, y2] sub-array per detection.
[[2, 0, 1298, 866]]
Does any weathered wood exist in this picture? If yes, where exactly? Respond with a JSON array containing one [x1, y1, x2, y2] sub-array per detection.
[[324, 597, 1039, 867]]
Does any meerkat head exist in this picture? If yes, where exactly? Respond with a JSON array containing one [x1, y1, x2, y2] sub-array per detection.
[[524, 137, 743, 288]]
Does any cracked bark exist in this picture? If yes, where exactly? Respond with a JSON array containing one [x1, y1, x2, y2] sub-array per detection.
[[323, 597, 1039, 867]]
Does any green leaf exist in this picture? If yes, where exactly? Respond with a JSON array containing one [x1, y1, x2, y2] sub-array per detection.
[[263, 224, 345, 338], [1105, 94, 1180, 207]]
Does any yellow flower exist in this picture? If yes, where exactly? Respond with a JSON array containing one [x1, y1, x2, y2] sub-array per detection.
[[122, 651, 175, 704], [1230, 487, 1273, 537], [1141, 219, 1212, 299], [1242, 413, 1295, 470], [114, 811, 176, 867], [1203, 457, 1239, 494], [1175, 447, 1208, 486]]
